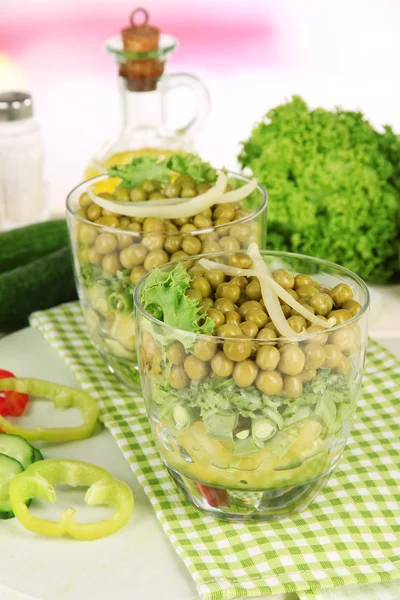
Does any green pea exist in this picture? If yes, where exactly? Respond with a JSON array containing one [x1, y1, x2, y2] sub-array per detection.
[[180, 187, 197, 198], [164, 183, 181, 198], [130, 187, 147, 202], [176, 175, 196, 188], [196, 183, 211, 194], [149, 191, 165, 200], [142, 180, 160, 193], [113, 187, 130, 202]]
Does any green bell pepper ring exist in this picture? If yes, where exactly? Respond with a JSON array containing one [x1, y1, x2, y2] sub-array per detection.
[[0, 379, 98, 442], [108, 291, 133, 313], [10, 459, 134, 540]]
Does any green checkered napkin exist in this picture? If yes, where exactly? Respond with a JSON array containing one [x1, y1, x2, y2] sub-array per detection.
[[30, 302, 400, 600]]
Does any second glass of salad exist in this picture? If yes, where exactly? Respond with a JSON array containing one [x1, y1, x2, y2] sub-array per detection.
[[134, 245, 369, 520], [66, 154, 267, 389]]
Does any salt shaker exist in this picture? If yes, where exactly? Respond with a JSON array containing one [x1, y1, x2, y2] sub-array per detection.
[[0, 92, 47, 230]]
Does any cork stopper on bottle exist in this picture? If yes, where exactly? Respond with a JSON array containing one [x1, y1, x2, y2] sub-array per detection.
[[120, 8, 164, 92]]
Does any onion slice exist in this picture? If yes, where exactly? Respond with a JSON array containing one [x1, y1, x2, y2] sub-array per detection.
[[247, 243, 296, 338], [88, 171, 228, 218], [217, 178, 258, 205], [124, 196, 188, 207], [200, 249, 335, 334]]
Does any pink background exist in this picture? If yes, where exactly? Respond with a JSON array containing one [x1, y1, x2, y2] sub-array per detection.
[[1, 0, 399, 213]]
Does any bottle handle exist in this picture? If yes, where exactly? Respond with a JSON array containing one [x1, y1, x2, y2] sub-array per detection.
[[164, 73, 210, 139]]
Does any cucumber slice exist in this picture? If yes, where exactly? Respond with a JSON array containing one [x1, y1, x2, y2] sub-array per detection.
[[0, 453, 24, 519], [0, 433, 34, 469], [251, 417, 278, 448], [283, 406, 311, 429], [172, 404, 197, 431], [235, 428, 250, 440], [261, 408, 284, 430], [265, 429, 299, 458], [32, 447, 43, 462], [204, 411, 238, 441], [232, 436, 261, 457], [313, 397, 337, 435]]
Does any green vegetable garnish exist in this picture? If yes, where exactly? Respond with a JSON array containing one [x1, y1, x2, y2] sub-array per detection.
[[139, 263, 215, 335], [108, 153, 217, 189], [204, 411, 238, 441], [151, 368, 351, 436], [108, 290, 133, 313], [265, 430, 298, 459], [239, 95, 400, 283], [166, 154, 217, 184], [232, 437, 261, 457], [108, 157, 171, 189], [172, 404, 198, 431], [251, 416, 277, 447]]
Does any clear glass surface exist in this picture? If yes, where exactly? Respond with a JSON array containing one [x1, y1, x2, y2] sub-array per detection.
[[134, 250, 369, 520]]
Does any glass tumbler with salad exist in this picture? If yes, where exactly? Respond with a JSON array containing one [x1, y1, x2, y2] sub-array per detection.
[[134, 244, 369, 520], [67, 154, 267, 389]]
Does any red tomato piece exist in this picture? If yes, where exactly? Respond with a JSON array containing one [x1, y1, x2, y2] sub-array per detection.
[[194, 482, 229, 508], [0, 370, 29, 417]]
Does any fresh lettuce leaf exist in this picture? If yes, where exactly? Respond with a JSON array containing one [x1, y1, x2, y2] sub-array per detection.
[[281, 369, 352, 430], [107, 153, 217, 189], [165, 154, 217, 184], [305, 369, 351, 404], [139, 263, 214, 335], [239, 95, 400, 284], [108, 157, 171, 188], [187, 378, 232, 419]]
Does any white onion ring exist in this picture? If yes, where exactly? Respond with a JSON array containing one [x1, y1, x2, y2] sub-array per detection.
[[216, 178, 258, 204], [200, 248, 335, 333], [88, 171, 227, 218], [247, 243, 296, 338]]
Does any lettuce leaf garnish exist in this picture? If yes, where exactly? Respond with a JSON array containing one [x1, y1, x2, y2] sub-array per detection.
[[108, 157, 171, 189], [139, 263, 215, 335], [107, 153, 217, 189], [165, 154, 217, 184]]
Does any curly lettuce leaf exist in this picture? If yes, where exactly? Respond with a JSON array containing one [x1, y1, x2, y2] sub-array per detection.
[[239, 95, 400, 283], [107, 153, 217, 189], [166, 154, 217, 184], [139, 263, 215, 335], [108, 157, 171, 188]]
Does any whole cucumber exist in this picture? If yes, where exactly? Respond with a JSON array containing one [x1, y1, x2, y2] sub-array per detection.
[[0, 220, 69, 274], [0, 246, 78, 333]]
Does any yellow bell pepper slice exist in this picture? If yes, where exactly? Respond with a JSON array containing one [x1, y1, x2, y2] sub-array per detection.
[[0, 379, 98, 442], [10, 459, 134, 540]]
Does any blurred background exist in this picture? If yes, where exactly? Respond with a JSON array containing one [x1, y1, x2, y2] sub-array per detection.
[[1, 0, 400, 215]]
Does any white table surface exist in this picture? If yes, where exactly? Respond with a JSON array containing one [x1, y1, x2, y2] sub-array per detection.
[[0, 323, 398, 600]]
